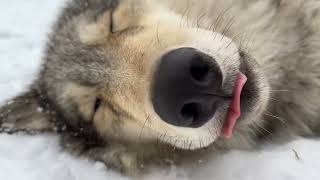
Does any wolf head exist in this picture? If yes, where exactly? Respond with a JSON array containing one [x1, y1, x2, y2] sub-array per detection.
[[1, 0, 270, 150]]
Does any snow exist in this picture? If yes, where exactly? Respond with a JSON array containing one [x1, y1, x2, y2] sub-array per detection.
[[0, 0, 319, 179]]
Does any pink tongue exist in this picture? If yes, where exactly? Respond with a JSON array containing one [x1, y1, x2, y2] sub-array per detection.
[[222, 73, 247, 139]]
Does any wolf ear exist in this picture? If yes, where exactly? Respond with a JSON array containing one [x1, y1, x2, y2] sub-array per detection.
[[0, 89, 54, 134]]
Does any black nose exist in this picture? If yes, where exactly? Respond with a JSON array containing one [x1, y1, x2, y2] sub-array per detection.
[[152, 48, 224, 128]]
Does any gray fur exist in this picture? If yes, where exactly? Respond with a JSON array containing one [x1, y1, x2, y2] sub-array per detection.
[[1, 0, 320, 176]]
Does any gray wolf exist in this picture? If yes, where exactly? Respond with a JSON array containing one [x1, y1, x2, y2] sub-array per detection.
[[1, 0, 320, 176]]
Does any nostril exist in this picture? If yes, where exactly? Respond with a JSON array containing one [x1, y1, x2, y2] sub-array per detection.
[[180, 103, 201, 126], [190, 58, 211, 83]]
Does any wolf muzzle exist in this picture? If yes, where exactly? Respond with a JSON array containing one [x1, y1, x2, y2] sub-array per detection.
[[152, 47, 229, 128]]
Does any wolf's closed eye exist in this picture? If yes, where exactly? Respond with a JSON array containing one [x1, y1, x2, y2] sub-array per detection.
[[110, 11, 116, 33], [109, 1, 137, 33], [94, 98, 102, 113]]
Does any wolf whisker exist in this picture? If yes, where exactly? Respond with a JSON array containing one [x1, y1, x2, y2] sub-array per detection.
[[139, 113, 150, 141], [196, 11, 206, 31], [270, 89, 291, 92], [180, 0, 190, 28], [156, 21, 163, 47], [263, 111, 287, 124], [214, 6, 233, 32], [221, 16, 236, 41], [254, 122, 272, 135]]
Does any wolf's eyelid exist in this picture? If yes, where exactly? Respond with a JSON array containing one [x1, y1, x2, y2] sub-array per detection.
[[94, 98, 102, 112], [109, 11, 115, 33]]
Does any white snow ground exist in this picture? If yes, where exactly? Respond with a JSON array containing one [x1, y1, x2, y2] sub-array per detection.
[[0, 0, 320, 180]]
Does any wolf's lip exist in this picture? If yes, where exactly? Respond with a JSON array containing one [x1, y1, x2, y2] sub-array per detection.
[[221, 72, 247, 138]]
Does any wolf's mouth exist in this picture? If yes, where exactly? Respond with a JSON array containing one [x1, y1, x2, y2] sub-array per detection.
[[222, 72, 247, 138], [221, 50, 266, 139], [237, 52, 264, 122]]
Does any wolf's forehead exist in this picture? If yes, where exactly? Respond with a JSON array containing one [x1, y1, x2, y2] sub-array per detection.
[[72, 0, 148, 20]]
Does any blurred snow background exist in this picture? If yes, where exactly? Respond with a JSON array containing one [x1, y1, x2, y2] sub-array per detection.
[[0, 0, 319, 179]]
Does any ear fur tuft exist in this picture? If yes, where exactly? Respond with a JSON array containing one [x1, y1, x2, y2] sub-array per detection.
[[0, 89, 54, 134]]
